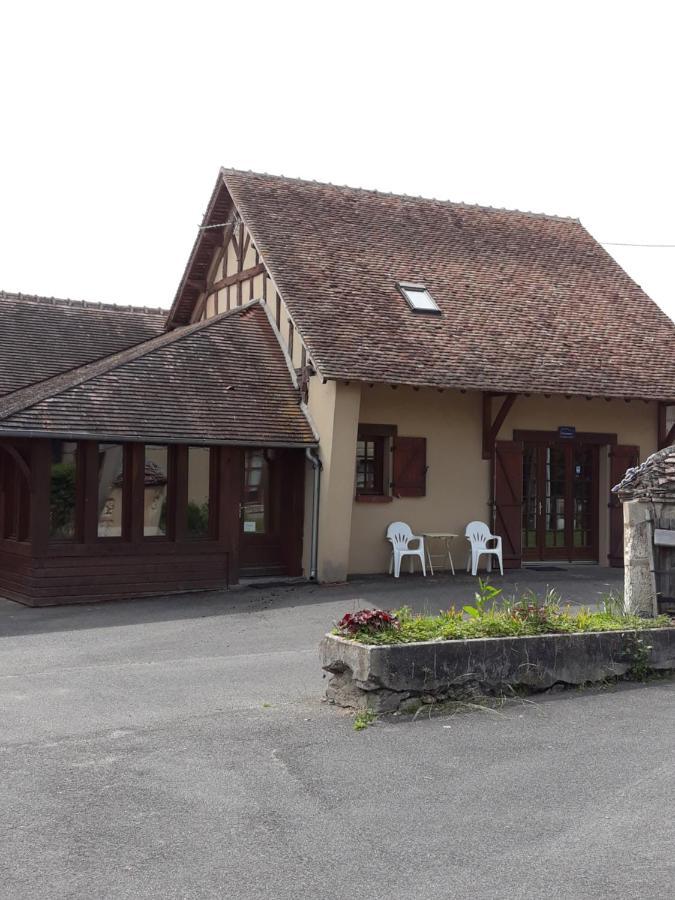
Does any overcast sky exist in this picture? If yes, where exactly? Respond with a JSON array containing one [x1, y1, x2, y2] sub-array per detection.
[[2, 1, 673, 322]]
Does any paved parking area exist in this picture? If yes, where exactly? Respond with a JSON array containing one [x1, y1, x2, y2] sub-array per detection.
[[1, 569, 674, 899]]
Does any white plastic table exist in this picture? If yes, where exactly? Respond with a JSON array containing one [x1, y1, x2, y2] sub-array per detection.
[[423, 532, 458, 575]]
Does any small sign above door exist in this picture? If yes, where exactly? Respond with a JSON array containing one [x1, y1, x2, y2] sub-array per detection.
[[558, 426, 576, 439]]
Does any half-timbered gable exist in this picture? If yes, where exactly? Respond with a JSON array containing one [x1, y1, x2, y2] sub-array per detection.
[[168, 182, 309, 375]]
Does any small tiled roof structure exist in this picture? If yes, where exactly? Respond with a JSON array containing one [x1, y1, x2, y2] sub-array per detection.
[[0, 302, 316, 447], [0, 290, 167, 396], [113, 460, 167, 487], [170, 169, 675, 400], [613, 446, 675, 501]]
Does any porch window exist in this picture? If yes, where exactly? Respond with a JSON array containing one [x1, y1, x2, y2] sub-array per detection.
[[97, 443, 125, 538], [355, 425, 396, 500], [0, 443, 31, 542], [187, 446, 211, 538], [49, 440, 79, 540], [143, 445, 169, 537], [396, 282, 440, 314]]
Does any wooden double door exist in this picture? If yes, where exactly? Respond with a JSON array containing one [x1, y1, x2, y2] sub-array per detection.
[[522, 440, 599, 562]]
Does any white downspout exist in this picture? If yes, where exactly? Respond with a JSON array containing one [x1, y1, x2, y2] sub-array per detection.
[[305, 447, 322, 581]]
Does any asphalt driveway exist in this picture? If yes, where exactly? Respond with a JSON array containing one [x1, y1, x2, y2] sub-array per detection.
[[1, 570, 673, 899]]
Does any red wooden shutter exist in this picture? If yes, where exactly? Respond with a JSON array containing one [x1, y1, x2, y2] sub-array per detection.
[[494, 441, 523, 569], [392, 437, 426, 497], [609, 445, 639, 568]]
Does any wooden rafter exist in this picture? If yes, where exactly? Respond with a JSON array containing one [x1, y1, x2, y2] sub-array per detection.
[[482, 393, 517, 459]]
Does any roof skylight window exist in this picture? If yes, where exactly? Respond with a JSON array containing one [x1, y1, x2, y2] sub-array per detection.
[[397, 282, 440, 314]]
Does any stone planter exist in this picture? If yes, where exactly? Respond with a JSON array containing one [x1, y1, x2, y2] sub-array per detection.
[[320, 629, 675, 713]]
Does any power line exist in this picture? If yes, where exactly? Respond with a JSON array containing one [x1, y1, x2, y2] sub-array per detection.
[[602, 241, 675, 248]]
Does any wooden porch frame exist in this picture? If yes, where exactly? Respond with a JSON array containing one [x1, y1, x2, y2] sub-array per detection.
[[482, 393, 517, 459]]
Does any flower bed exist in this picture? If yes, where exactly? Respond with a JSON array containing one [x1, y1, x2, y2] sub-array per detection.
[[320, 586, 675, 713]]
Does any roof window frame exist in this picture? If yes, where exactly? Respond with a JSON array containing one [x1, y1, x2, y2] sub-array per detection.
[[396, 282, 441, 314]]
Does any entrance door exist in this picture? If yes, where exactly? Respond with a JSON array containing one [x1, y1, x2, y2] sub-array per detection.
[[239, 448, 305, 577], [240, 449, 284, 576], [522, 441, 599, 561]]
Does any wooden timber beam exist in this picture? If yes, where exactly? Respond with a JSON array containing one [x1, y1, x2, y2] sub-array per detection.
[[207, 262, 266, 297], [658, 401, 675, 449], [482, 392, 517, 459]]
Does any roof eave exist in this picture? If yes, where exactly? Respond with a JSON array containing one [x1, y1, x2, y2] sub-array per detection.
[[318, 374, 673, 404], [0, 425, 317, 449]]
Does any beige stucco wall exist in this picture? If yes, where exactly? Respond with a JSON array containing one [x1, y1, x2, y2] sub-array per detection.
[[307, 378, 361, 581], [493, 394, 656, 452], [308, 385, 659, 579], [349, 386, 489, 575]]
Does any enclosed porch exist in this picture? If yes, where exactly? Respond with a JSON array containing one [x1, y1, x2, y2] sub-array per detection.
[[0, 437, 306, 605]]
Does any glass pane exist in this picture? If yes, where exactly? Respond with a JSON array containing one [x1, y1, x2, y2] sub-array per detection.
[[97, 443, 124, 537], [144, 446, 169, 537], [49, 440, 78, 540], [522, 446, 538, 549], [573, 446, 593, 548], [243, 450, 267, 534], [545, 446, 566, 548], [402, 286, 439, 311], [187, 447, 210, 538]]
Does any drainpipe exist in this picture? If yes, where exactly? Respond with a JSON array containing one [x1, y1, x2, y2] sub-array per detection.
[[305, 447, 322, 581]]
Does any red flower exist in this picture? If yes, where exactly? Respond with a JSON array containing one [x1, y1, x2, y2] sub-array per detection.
[[337, 608, 400, 635]]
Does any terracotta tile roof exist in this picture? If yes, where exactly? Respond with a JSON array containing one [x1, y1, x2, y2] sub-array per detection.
[[215, 169, 675, 401], [613, 446, 675, 500], [0, 302, 316, 447], [0, 290, 167, 396]]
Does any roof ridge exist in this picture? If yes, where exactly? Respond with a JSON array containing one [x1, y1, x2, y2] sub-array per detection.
[[0, 300, 261, 421], [220, 167, 579, 224], [0, 289, 168, 316]]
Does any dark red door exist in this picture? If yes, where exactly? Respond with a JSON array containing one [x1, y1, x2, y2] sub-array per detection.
[[240, 449, 305, 577], [522, 441, 599, 562], [494, 441, 523, 569]]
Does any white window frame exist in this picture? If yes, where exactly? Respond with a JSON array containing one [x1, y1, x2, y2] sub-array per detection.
[[396, 282, 441, 314]]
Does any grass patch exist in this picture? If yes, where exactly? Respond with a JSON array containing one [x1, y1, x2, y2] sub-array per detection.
[[353, 709, 378, 731], [334, 582, 672, 646]]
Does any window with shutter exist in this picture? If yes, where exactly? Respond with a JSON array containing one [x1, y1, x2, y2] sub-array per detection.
[[392, 436, 427, 498], [355, 424, 396, 502]]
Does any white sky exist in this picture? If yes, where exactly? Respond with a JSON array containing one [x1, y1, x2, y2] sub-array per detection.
[[1, 1, 674, 322]]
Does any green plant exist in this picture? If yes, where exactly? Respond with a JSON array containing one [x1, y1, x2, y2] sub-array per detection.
[[353, 709, 377, 731], [463, 578, 503, 618], [601, 589, 627, 618], [48, 462, 77, 538], [334, 592, 672, 646], [623, 635, 653, 681], [187, 501, 209, 536]]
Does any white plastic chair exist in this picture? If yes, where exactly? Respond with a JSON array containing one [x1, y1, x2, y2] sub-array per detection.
[[386, 522, 426, 578], [465, 521, 503, 576]]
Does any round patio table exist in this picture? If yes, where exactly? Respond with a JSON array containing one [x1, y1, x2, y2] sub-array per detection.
[[423, 532, 458, 576]]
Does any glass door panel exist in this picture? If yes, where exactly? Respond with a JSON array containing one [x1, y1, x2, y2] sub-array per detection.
[[522, 446, 538, 551], [242, 450, 268, 534], [573, 446, 594, 551], [544, 445, 566, 549]]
